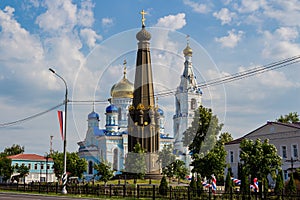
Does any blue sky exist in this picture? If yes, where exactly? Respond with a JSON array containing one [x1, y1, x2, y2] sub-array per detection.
[[0, 0, 300, 155]]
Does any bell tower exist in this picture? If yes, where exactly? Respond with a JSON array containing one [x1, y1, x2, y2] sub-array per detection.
[[128, 10, 160, 175]]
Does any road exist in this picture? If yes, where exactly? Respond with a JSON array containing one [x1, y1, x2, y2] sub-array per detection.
[[0, 192, 101, 200]]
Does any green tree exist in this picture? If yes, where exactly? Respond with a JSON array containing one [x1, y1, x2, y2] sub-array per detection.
[[240, 165, 250, 195], [196, 174, 203, 197], [240, 138, 281, 195], [159, 175, 168, 196], [0, 157, 13, 182], [15, 163, 29, 183], [94, 160, 114, 185], [51, 151, 87, 180], [124, 143, 146, 180], [192, 133, 229, 181], [183, 105, 223, 156], [0, 144, 24, 157], [274, 169, 284, 195], [285, 173, 296, 195], [172, 159, 188, 184], [190, 174, 197, 195], [225, 169, 233, 193], [277, 112, 299, 123], [157, 144, 176, 176]]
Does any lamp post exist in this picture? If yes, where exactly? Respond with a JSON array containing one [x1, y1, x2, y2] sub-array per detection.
[[49, 68, 68, 194]]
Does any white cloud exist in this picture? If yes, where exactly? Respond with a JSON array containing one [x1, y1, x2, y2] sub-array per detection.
[[36, 0, 77, 32], [215, 29, 244, 48], [183, 0, 211, 14], [80, 28, 102, 48], [101, 17, 114, 27], [77, 0, 95, 27], [234, 0, 267, 13], [213, 8, 236, 25], [262, 27, 300, 59], [155, 13, 186, 30]]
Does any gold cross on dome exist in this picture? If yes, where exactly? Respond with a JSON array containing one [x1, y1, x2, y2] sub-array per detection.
[[123, 59, 127, 77], [186, 35, 190, 45], [140, 9, 147, 26]]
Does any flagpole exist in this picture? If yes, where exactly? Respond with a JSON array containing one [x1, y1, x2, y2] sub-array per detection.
[[49, 68, 68, 194]]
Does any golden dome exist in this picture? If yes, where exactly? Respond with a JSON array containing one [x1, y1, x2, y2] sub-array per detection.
[[110, 61, 134, 99], [183, 44, 193, 56]]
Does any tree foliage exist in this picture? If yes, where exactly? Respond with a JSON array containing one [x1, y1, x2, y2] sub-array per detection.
[[51, 151, 87, 179], [277, 112, 299, 123], [190, 174, 197, 193], [0, 144, 24, 157], [183, 105, 223, 156], [94, 160, 114, 185], [159, 175, 168, 196], [172, 159, 189, 183], [15, 163, 29, 183], [0, 157, 13, 182], [191, 133, 229, 181], [124, 143, 146, 180], [240, 138, 281, 180], [157, 144, 176, 175], [285, 173, 297, 195], [225, 169, 233, 193], [274, 169, 284, 195], [196, 174, 203, 196]]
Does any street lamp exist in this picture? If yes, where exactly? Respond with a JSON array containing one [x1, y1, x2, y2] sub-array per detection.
[[49, 67, 68, 194]]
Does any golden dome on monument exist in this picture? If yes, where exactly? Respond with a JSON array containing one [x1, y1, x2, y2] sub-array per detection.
[[183, 44, 193, 56], [110, 60, 134, 99]]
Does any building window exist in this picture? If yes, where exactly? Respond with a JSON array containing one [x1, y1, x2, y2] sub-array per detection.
[[281, 146, 287, 159], [284, 170, 288, 180], [191, 98, 197, 110], [88, 161, 93, 175], [34, 164, 38, 170], [113, 148, 118, 170], [230, 151, 234, 163], [40, 163, 44, 170], [28, 164, 31, 169], [47, 164, 50, 170], [292, 144, 298, 158]]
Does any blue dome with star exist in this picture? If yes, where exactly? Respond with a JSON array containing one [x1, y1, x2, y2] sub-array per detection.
[[88, 111, 99, 119], [157, 108, 164, 116], [106, 104, 118, 113]]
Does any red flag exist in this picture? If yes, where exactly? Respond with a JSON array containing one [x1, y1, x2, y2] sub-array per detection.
[[57, 111, 64, 140]]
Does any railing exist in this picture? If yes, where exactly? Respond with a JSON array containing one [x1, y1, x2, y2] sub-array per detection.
[[0, 182, 300, 200]]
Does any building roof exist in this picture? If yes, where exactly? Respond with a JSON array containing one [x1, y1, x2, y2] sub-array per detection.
[[225, 121, 300, 145], [7, 154, 53, 161]]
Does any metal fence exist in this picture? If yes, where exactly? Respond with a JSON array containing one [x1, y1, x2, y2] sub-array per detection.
[[0, 182, 300, 200]]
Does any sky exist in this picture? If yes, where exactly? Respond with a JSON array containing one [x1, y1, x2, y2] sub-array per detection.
[[0, 0, 300, 155]]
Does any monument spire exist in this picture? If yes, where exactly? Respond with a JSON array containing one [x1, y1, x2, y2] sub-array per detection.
[[128, 10, 160, 176]]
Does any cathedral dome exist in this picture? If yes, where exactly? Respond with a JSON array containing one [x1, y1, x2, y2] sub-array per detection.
[[136, 27, 151, 41], [106, 104, 118, 113], [183, 44, 193, 56], [110, 77, 134, 98], [88, 111, 99, 120]]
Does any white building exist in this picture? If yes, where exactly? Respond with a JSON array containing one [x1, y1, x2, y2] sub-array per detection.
[[225, 121, 300, 184], [173, 40, 202, 170], [8, 154, 56, 183]]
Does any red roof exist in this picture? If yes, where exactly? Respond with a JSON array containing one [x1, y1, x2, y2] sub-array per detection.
[[7, 154, 53, 161]]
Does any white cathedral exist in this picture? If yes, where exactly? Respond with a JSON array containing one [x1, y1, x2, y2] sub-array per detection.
[[78, 39, 202, 181]]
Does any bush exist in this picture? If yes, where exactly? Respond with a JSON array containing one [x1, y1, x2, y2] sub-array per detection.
[[159, 175, 168, 196]]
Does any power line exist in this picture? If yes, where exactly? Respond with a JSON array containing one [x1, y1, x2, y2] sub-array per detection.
[[1, 55, 299, 127], [0, 102, 64, 128]]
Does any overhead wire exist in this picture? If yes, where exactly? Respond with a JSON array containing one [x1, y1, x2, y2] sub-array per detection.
[[1, 55, 300, 127]]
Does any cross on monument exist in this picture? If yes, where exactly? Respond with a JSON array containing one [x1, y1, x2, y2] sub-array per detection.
[[140, 9, 147, 27], [123, 59, 127, 77]]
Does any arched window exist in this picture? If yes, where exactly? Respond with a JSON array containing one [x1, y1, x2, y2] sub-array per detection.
[[113, 148, 118, 170], [88, 161, 93, 175], [191, 98, 197, 110]]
